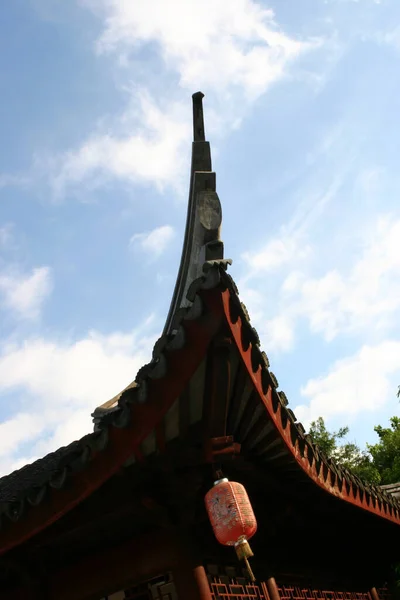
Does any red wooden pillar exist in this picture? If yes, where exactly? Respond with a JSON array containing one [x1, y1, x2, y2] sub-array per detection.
[[370, 588, 380, 600], [172, 564, 213, 600], [194, 566, 213, 600], [266, 577, 281, 600], [171, 530, 213, 600]]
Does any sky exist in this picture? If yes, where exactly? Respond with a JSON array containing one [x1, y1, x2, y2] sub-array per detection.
[[0, 0, 400, 476]]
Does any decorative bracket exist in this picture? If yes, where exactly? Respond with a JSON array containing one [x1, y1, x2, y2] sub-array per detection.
[[205, 435, 241, 463]]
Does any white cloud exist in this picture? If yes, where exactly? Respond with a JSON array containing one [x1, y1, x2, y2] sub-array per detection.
[[0, 413, 45, 458], [238, 231, 310, 353], [0, 323, 157, 475], [242, 215, 400, 355], [373, 26, 400, 51], [263, 314, 295, 353], [84, 0, 310, 100], [130, 224, 175, 258], [242, 234, 311, 274], [356, 167, 383, 197], [0, 266, 53, 320], [236, 280, 296, 353], [286, 216, 400, 341], [50, 92, 191, 198], [295, 340, 400, 425]]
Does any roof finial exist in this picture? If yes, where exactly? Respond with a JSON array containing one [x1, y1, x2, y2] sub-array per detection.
[[192, 91, 206, 142], [161, 91, 225, 336]]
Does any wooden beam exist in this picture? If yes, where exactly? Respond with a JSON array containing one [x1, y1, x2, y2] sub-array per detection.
[[178, 386, 191, 441], [203, 334, 235, 469]]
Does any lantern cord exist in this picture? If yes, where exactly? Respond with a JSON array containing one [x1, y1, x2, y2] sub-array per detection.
[[244, 557, 256, 582], [213, 465, 224, 481]]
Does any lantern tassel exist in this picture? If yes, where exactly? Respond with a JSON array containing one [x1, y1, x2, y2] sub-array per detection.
[[235, 537, 256, 582]]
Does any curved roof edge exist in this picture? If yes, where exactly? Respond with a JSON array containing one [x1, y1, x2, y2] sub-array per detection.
[[217, 268, 400, 526]]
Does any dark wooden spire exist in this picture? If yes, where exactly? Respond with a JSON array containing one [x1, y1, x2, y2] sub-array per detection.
[[163, 92, 226, 335], [192, 91, 206, 142]]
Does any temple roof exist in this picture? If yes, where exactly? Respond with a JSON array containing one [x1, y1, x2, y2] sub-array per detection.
[[0, 93, 399, 557], [381, 482, 400, 500]]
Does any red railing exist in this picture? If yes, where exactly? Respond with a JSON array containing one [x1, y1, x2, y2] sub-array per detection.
[[209, 578, 269, 599], [206, 567, 391, 600], [277, 586, 370, 600]]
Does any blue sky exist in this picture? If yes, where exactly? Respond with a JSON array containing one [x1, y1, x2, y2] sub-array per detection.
[[1, 0, 400, 475]]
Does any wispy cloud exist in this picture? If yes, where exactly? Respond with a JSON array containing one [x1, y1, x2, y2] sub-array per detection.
[[242, 234, 311, 275], [262, 314, 295, 353], [0, 266, 53, 320], [0, 173, 31, 190], [39, 0, 316, 199], [0, 224, 14, 248], [282, 215, 400, 341], [130, 224, 175, 259], [239, 213, 400, 355], [48, 91, 191, 199]]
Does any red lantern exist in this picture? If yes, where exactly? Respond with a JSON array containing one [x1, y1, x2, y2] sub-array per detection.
[[205, 478, 257, 581]]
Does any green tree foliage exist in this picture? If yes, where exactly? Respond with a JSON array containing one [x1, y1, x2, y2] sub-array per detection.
[[308, 417, 349, 457], [368, 417, 400, 484], [308, 416, 400, 485]]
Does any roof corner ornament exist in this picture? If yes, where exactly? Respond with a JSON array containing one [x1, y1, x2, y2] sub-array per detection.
[[163, 92, 229, 335]]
